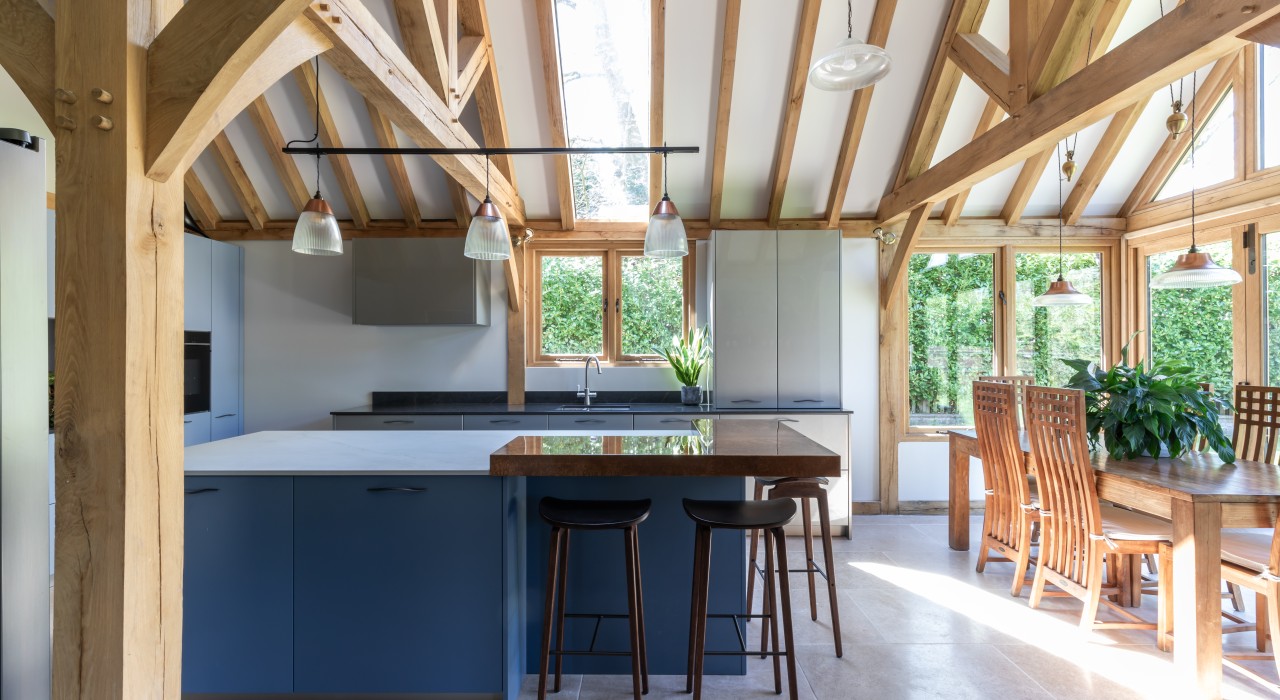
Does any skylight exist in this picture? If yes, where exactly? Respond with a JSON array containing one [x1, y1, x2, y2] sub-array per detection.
[[1154, 89, 1236, 201], [553, 0, 651, 222], [1262, 44, 1280, 170]]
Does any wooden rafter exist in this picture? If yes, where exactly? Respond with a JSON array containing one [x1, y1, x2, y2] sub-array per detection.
[[459, 0, 518, 187], [1007, 0, 1050, 112], [824, 0, 897, 228], [146, 0, 328, 181], [292, 59, 372, 229], [209, 132, 268, 230], [876, 0, 1275, 224], [880, 205, 930, 307], [650, 0, 666, 209], [1120, 50, 1241, 215], [454, 38, 489, 110], [1001, 148, 1054, 225], [1243, 14, 1280, 48], [1061, 101, 1143, 223], [365, 99, 421, 228], [535, 0, 576, 230], [0, 0, 54, 131], [948, 33, 1011, 112], [765, 0, 822, 226], [184, 171, 221, 231], [1029, 0, 1107, 99], [708, 0, 742, 228], [891, 0, 990, 190], [245, 96, 311, 213], [448, 183, 472, 228], [941, 98, 1002, 225], [391, 0, 448, 98]]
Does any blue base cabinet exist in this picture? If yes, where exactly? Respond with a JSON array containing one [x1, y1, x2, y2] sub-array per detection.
[[183, 477, 293, 694], [293, 476, 507, 694]]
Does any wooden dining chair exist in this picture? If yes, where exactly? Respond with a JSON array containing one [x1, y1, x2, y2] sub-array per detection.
[[1220, 512, 1280, 686], [1024, 385, 1173, 645], [1233, 385, 1280, 465], [972, 381, 1038, 597], [977, 375, 1034, 427]]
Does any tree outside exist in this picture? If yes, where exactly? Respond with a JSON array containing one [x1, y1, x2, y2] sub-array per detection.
[[1147, 239, 1234, 396]]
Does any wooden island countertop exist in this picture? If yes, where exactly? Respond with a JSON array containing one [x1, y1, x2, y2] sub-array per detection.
[[489, 418, 840, 477]]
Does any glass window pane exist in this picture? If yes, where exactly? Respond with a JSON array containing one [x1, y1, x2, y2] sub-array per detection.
[[1155, 89, 1236, 201], [907, 253, 995, 426], [1265, 232, 1280, 382], [554, 0, 650, 221], [540, 255, 603, 356], [620, 255, 683, 357], [1263, 44, 1280, 169], [1014, 252, 1104, 386], [1147, 240, 1234, 394]]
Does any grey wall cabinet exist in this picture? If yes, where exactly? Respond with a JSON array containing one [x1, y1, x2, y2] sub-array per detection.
[[184, 234, 213, 332], [546, 414, 633, 431], [352, 238, 491, 326], [184, 411, 210, 446], [462, 414, 549, 431], [712, 230, 779, 409], [712, 230, 841, 410], [210, 242, 243, 440]]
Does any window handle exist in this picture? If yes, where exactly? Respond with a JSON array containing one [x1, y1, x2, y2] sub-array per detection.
[[998, 290, 1007, 305], [615, 298, 620, 312]]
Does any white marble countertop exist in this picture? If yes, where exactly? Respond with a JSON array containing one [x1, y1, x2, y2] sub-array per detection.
[[184, 430, 691, 476]]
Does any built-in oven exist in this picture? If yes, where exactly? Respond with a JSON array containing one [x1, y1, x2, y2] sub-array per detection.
[[184, 331, 211, 414]]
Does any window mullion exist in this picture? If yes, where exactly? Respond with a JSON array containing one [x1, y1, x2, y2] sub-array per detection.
[[605, 250, 620, 362], [998, 246, 1016, 376]]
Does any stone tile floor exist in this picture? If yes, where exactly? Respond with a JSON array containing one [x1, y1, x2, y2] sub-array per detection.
[[519, 515, 1280, 699]]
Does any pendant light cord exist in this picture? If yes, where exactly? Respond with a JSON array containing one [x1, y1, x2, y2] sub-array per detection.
[[1189, 69, 1198, 251], [285, 56, 324, 196], [485, 155, 490, 199], [1056, 143, 1065, 280], [847, 0, 853, 38], [1158, 0, 1185, 109], [663, 142, 670, 198]]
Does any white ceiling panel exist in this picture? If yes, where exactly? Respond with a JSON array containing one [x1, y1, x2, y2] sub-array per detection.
[[192, 150, 239, 222], [931, 75, 989, 168], [263, 78, 355, 221], [662, 0, 721, 220], [961, 161, 1021, 218], [1022, 115, 1113, 219], [222, 112, 295, 221]]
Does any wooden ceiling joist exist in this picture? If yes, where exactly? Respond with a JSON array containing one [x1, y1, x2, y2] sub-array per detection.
[[650, 0, 666, 210], [824, 0, 897, 228], [146, 0, 329, 182], [876, 0, 1278, 225], [765, 0, 823, 226], [1120, 50, 1241, 215], [708, 0, 743, 228], [1028, 0, 1108, 99], [890, 0, 990, 190], [1061, 101, 1143, 223], [1242, 13, 1280, 48], [209, 132, 269, 230], [292, 60, 372, 229], [365, 99, 422, 228], [391, 0, 449, 98], [184, 171, 222, 231], [1001, 148, 1054, 225], [535, 0, 576, 231], [941, 98, 1002, 226], [948, 33, 1012, 113], [245, 96, 311, 214], [458, 0, 520, 190], [454, 38, 489, 111], [0, 0, 54, 132]]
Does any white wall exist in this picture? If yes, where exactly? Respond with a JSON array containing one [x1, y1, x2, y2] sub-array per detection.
[[841, 239, 880, 502], [0, 66, 55, 194]]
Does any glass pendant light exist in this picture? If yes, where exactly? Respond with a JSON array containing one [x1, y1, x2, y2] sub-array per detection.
[[464, 156, 511, 261], [290, 57, 342, 256], [645, 148, 688, 258], [1034, 143, 1092, 307], [1150, 71, 1242, 289], [808, 1, 891, 91]]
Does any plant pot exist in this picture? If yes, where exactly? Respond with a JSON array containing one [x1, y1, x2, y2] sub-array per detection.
[[681, 386, 702, 406]]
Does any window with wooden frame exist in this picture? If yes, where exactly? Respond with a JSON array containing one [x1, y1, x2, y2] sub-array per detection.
[[902, 243, 1115, 433], [526, 242, 694, 366]]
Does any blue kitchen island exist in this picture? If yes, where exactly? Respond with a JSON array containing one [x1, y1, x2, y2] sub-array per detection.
[[182, 421, 839, 699]]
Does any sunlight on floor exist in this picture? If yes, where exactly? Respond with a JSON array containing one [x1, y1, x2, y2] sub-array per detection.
[[853, 561, 1272, 700]]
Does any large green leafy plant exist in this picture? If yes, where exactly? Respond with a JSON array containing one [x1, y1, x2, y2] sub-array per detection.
[[653, 326, 710, 387], [1063, 332, 1234, 462]]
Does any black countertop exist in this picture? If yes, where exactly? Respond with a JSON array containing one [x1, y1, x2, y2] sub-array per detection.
[[330, 391, 851, 416]]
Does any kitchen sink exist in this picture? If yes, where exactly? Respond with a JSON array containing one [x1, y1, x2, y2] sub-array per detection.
[[555, 404, 631, 412]]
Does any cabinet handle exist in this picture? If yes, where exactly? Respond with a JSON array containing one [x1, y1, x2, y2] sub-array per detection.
[[184, 487, 219, 495], [659, 419, 688, 424], [792, 399, 823, 404], [489, 419, 519, 424], [215, 413, 236, 419], [731, 399, 761, 404], [574, 419, 606, 424], [367, 486, 427, 493], [777, 419, 799, 423], [383, 419, 414, 425]]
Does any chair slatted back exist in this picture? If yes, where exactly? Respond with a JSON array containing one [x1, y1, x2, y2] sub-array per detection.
[[978, 375, 1034, 426], [1233, 385, 1280, 465], [1025, 385, 1102, 591], [973, 381, 1033, 550]]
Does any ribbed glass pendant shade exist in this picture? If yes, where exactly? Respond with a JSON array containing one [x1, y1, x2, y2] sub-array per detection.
[[1149, 251, 1242, 289], [644, 196, 688, 258], [291, 195, 343, 256], [464, 197, 510, 261], [808, 38, 892, 91], [1033, 277, 1092, 306]]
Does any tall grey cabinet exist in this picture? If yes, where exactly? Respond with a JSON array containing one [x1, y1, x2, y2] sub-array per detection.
[[184, 233, 244, 446], [712, 230, 841, 410]]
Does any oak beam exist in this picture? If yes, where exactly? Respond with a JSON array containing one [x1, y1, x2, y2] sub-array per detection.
[[1061, 101, 1143, 223], [208, 132, 268, 230], [948, 33, 1012, 113], [245, 96, 311, 213], [184, 171, 221, 231], [876, 0, 1275, 223], [454, 36, 487, 111], [1242, 14, 1280, 48], [535, 0, 576, 230], [507, 247, 526, 405], [1001, 148, 1054, 225], [0, 0, 54, 131], [941, 98, 1002, 225], [824, 0, 897, 228], [292, 60, 373, 229], [765, 0, 823, 226], [708, 0, 742, 227], [391, 0, 449, 99], [365, 100, 422, 228], [1028, 0, 1107, 99], [880, 204, 931, 308], [54, 0, 184, 696], [146, 0, 328, 181]]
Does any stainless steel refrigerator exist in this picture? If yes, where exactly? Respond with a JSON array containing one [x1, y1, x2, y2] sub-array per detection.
[[0, 127, 51, 699]]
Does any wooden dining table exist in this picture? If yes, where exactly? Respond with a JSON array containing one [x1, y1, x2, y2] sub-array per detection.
[[948, 429, 1280, 699]]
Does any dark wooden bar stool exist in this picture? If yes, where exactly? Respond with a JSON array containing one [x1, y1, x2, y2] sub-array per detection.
[[538, 497, 651, 700], [746, 476, 843, 657], [684, 498, 798, 699]]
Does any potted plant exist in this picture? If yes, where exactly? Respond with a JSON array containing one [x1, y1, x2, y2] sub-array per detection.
[[654, 326, 711, 406], [1063, 332, 1234, 462]]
